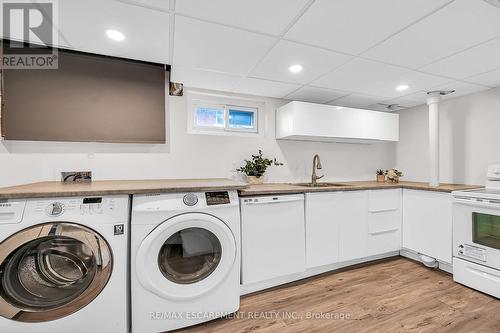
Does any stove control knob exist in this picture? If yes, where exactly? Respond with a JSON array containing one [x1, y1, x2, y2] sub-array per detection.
[[46, 202, 64, 216], [459, 245, 464, 248], [459, 250, 464, 255], [183, 194, 198, 206]]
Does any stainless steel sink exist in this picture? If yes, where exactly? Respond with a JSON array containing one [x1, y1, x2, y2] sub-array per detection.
[[293, 182, 353, 188]]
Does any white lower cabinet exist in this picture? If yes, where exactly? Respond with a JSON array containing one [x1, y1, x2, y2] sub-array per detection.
[[306, 191, 368, 267], [306, 189, 402, 269], [367, 189, 402, 255], [402, 189, 452, 264], [305, 192, 340, 268], [240, 187, 452, 293], [338, 191, 369, 262]]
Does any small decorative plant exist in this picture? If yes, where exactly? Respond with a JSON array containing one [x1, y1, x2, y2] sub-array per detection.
[[376, 169, 385, 183], [236, 150, 283, 185], [385, 169, 403, 183]]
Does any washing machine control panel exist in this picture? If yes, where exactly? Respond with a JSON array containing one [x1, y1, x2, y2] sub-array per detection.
[[40, 197, 118, 217], [205, 191, 230, 205]]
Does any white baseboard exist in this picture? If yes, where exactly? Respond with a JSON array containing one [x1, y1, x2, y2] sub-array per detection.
[[399, 248, 453, 274], [240, 251, 400, 295]]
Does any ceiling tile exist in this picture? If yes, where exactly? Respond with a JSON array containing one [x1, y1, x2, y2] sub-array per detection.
[[285, 86, 347, 103], [328, 94, 386, 109], [233, 78, 300, 98], [382, 92, 428, 108], [249, 40, 351, 84], [175, 0, 308, 35], [173, 16, 276, 75], [313, 58, 449, 98], [431, 81, 490, 100], [285, 0, 452, 55], [382, 81, 490, 109], [364, 0, 500, 69], [171, 67, 242, 92], [365, 103, 405, 112], [466, 68, 500, 88], [421, 38, 500, 79], [55, 0, 169, 63], [114, 0, 171, 12]]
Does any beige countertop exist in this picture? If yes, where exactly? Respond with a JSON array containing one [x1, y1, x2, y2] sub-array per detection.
[[0, 179, 248, 199], [0, 179, 482, 200], [238, 181, 482, 196]]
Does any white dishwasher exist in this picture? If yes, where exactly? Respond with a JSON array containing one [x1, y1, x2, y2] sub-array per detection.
[[240, 194, 306, 287]]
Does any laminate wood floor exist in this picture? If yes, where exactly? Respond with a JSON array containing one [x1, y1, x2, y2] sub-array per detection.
[[179, 257, 500, 333]]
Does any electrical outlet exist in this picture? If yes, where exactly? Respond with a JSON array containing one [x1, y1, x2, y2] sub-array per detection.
[[61, 171, 92, 183]]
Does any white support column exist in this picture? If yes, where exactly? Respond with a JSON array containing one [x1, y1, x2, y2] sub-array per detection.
[[427, 92, 441, 187]]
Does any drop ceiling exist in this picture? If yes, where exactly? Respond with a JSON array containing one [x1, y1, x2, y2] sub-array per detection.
[[17, 0, 500, 110]]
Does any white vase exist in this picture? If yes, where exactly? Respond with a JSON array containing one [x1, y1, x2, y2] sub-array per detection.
[[246, 176, 264, 185]]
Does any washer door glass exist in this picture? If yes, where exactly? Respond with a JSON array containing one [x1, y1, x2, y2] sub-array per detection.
[[0, 223, 113, 322], [158, 228, 222, 284]]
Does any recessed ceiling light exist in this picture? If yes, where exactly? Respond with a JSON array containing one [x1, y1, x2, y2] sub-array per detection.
[[396, 84, 409, 92], [336, 106, 344, 110], [289, 64, 303, 73], [106, 29, 125, 41]]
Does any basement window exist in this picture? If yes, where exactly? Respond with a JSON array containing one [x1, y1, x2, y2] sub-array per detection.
[[190, 97, 260, 135], [193, 104, 257, 133]]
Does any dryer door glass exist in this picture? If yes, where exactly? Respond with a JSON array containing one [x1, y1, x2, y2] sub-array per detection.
[[158, 227, 222, 284], [0, 223, 113, 322]]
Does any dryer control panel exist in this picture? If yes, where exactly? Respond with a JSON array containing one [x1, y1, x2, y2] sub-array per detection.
[[206, 191, 230, 205]]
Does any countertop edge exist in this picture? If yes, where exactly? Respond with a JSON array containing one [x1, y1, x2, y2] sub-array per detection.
[[237, 182, 483, 197]]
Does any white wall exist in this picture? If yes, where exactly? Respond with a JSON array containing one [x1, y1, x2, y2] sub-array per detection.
[[396, 87, 500, 185], [0, 89, 395, 187]]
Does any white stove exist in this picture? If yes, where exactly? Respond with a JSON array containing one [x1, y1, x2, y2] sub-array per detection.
[[452, 165, 500, 299]]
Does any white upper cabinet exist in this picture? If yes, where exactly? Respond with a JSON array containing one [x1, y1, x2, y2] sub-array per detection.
[[276, 101, 399, 143]]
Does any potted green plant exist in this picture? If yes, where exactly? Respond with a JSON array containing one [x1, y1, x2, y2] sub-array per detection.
[[385, 169, 403, 183], [376, 169, 385, 183], [236, 150, 283, 185]]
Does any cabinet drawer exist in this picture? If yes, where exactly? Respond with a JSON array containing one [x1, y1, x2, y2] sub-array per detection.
[[368, 189, 401, 212], [368, 210, 400, 234], [368, 229, 400, 255]]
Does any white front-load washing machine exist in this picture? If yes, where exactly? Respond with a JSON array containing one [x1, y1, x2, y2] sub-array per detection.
[[0, 195, 129, 333], [131, 191, 240, 333]]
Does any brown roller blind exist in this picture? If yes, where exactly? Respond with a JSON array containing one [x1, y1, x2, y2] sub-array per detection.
[[2, 50, 166, 143]]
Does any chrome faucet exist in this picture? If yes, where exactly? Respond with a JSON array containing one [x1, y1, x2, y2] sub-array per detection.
[[311, 154, 324, 186]]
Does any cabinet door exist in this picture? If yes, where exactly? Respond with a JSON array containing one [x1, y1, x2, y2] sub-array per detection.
[[305, 192, 340, 268], [402, 189, 452, 263], [338, 191, 369, 261], [306, 191, 368, 267], [367, 189, 402, 255]]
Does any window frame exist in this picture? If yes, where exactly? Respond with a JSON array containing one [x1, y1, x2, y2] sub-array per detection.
[[187, 91, 263, 136], [225, 105, 258, 133], [192, 103, 226, 131]]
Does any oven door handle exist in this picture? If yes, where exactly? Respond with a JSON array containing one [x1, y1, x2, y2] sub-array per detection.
[[454, 197, 500, 209], [466, 266, 500, 283]]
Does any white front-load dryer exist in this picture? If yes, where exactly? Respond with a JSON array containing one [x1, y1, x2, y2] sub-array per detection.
[[131, 191, 240, 333], [0, 195, 129, 333]]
